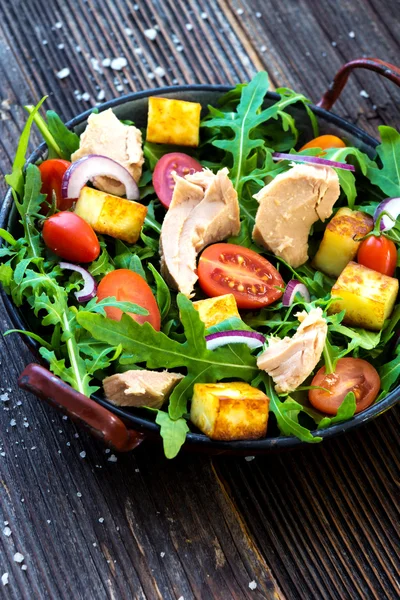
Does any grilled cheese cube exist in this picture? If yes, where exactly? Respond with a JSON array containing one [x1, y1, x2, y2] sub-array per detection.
[[147, 97, 201, 146], [74, 187, 147, 244], [313, 208, 373, 277], [192, 294, 241, 329], [328, 261, 399, 330], [190, 382, 269, 441]]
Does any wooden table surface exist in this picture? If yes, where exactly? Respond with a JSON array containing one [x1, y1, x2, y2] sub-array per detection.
[[0, 1, 399, 598]]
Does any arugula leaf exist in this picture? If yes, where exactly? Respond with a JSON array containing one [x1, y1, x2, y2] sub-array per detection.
[[254, 372, 322, 443], [148, 263, 171, 320], [46, 110, 80, 160], [155, 412, 189, 459], [77, 294, 258, 421], [0, 229, 17, 246], [83, 296, 149, 316], [379, 353, 400, 396], [329, 323, 381, 350], [0, 264, 13, 291], [88, 246, 114, 277], [367, 126, 400, 197], [24, 104, 62, 158], [14, 164, 46, 259], [5, 96, 47, 197], [317, 392, 356, 429]]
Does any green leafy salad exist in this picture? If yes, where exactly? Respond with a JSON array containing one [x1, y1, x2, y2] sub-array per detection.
[[0, 71, 399, 458]]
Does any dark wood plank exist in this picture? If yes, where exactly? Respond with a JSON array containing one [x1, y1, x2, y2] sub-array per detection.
[[0, 1, 399, 599]]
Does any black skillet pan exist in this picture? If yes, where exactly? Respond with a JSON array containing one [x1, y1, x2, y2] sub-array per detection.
[[1, 57, 400, 455]]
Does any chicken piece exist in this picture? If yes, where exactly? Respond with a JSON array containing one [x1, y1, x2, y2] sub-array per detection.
[[252, 164, 340, 268], [71, 108, 144, 196], [257, 308, 327, 393], [160, 168, 240, 297], [103, 370, 184, 409]]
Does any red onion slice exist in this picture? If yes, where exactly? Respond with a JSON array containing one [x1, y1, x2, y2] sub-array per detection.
[[374, 197, 400, 231], [61, 155, 140, 201], [282, 279, 310, 306], [59, 261, 97, 302], [272, 152, 355, 172], [205, 330, 266, 351]]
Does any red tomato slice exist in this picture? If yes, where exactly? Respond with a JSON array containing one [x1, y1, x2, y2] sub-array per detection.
[[198, 243, 284, 309], [42, 212, 100, 263], [309, 358, 380, 415], [357, 235, 397, 277], [97, 269, 161, 331], [299, 135, 346, 151], [153, 152, 202, 208], [39, 159, 72, 212]]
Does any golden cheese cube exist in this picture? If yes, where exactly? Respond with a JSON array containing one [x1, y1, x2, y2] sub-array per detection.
[[192, 294, 241, 329], [328, 261, 399, 330], [190, 382, 269, 441], [146, 96, 201, 146], [74, 186, 147, 244], [313, 207, 373, 277]]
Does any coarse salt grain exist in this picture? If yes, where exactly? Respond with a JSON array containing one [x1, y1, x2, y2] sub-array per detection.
[[81, 93, 90, 102], [21, 565, 27, 571], [160, 551, 165, 557], [185, 23, 193, 31], [57, 43, 65, 50], [360, 90, 369, 98], [0, 393, 9, 402], [97, 90, 105, 101], [3, 527, 11, 537], [13, 552, 24, 563], [108, 454, 118, 463], [245, 456, 255, 462], [57, 68, 70, 80], [111, 57, 127, 70], [125, 27, 133, 36], [237, 8, 244, 15], [79, 451, 86, 459], [201, 12, 208, 19], [77, 492, 82, 498], [348, 31, 355, 38], [144, 28, 157, 41], [1, 573, 8, 586], [154, 66, 166, 77], [102, 58, 111, 67], [98, 517, 104, 523], [249, 581, 257, 590], [55, 21, 63, 29], [256, 12, 262, 18], [10, 419, 16, 427]]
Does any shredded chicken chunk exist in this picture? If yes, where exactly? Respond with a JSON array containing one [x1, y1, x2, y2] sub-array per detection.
[[257, 308, 327, 393], [252, 164, 340, 268], [103, 370, 183, 410], [71, 108, 144, 195], [160, 168, 240, 297]]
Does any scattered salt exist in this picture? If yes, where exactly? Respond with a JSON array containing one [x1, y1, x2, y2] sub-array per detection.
[[74, 433, 80, 439], [154, 66, 166, 77], [260, 45, 267, 53], [237, 8, 244, 15], [47, 520, 51, 524], [185, 23, 193, 31], [10, 419, 16, 427], [1, 573, 8, 586], [108, 454, 118, 463], [98, 517, 104, 523], [81, 93, 90, 102], [160, 551, 165, 558], [116, 84, 124, 92], [23, 422, 29, 428], [3, 527, 11, 537], [97, 90, 105, 101], [79, 451, 86, 459], [102, 58, 111, 67], [134, 48, 143, 55], [256, 12, 262, 18], [144, 28, 157, 40], [42, 40, 48, 45], [21, 565, 27, 571], [77, 492, 82, 498], [348, 31, 355, 38], [13, 552, 24, 563], [201, 12, 208, 19], [55, 21, 63, 29], [111, 57, 127, 70], [0, 393, 9, 402], [57, 43, 65, 50], [105, 449, 111, 454], [176, 45, 184, 52], [331, 41, 337, 47], [249, 581, 257, 590], [245, 456, 255, 462], [125, 27, 133, 36], [56, 68, 70, 80], [360, 90, 369, 98], [93, 542, 97, 547]]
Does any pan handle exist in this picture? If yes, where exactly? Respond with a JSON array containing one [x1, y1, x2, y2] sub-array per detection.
[[317, 57, 400, 110], [18, 363, 145, 452]]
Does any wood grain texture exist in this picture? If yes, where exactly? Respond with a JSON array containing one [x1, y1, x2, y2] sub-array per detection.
[[0, 1, 399, 599]]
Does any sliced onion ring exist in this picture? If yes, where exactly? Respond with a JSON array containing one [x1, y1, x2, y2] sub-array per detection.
[[205, 330, 266, 351], [374, 197, 400, 231], [282, 279, 310, 306], [272, 152, 355, 172], [61, 155, 140, 201], [59, 261, 97, 303]]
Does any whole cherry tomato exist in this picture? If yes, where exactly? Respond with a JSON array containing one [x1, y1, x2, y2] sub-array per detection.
[[357, 235, 397, 277], [39, 159, 72, 212], [42, 212, 100, 263], [299, 135, 346, 152], [97, 269, 161, 330]]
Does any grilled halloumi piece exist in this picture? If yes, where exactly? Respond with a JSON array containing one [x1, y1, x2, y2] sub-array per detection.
[[147, 96, 201, 146], [74, 186, 147, 244], [192, 294, 241, 329], [190, 382, 269, 441], [328, 261, 398, 331]]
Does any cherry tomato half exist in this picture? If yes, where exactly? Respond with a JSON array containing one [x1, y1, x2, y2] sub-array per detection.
[[299, 134, 346, 152], [97, 269, 161, 330], [153, 152, 202, 209], [39, 159, 72, 212], [309, 358, 380, 415], [198, 243, 284, 309], [357, 235, 397, 277], [42, 212, 100, 263]]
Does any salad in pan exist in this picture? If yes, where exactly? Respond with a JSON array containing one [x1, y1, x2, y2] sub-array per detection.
[[1, 71, 399, 458]]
